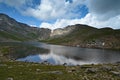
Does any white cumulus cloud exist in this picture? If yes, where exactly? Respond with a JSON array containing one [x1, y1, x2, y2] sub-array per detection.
[[40, 13, 120, 30], [23, 0, 85, 20], [40, 0, 120, 29]]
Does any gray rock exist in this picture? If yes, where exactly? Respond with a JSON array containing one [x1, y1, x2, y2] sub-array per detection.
[[82, 76, 89, 80], [101, 66, 112, 71], [48, 71, 63, 74], [67, 67, 76, 73], [36, 69, 40, 72], [8, 66, 13, 69], [111, 71, 120, 76], [85, 68, 98, 73], [7, 77, 13, 80]]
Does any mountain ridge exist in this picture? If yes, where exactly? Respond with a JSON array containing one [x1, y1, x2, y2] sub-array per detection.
[[0, 13, 51, 41], [43, 24, 120, 50]]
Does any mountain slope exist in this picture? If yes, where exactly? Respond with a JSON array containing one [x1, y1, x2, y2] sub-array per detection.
[[43, 24, 120, 50], [0, 13, 51, 41], [0, 13, 120, 50]]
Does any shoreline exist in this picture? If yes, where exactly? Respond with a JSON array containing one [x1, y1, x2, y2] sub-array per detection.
[[41, 41, 120, 51]]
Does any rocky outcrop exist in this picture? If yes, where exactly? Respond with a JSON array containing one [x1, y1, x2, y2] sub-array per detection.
[[30, 27, 51, 40], [50, 25, 76, 38]]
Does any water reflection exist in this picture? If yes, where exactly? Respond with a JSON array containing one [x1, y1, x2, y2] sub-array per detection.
[[17, 53, 98, 65], [17, 42, 120, 65]]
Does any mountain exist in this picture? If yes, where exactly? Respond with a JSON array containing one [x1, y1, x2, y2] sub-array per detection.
[[0, 13, 120, 50], [44, 24, 120, 50], [0, 13, 51, 41]]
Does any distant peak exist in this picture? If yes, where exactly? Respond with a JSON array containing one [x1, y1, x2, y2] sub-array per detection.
[[0, 13, 17, 23]]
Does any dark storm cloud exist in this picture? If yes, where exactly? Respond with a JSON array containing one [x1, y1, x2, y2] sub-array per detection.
[[87, 0, 120, 20]]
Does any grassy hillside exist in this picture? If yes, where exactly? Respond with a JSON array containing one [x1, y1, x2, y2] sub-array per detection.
[[0, 13, 51, 41], [42, 25, 120, 50], [0, 30, 28, 41]]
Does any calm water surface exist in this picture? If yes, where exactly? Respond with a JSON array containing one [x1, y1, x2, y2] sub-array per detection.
[[17, 42, 120, 65]]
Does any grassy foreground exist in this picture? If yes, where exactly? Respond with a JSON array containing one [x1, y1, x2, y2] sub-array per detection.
[[0, 61, 120, 80]]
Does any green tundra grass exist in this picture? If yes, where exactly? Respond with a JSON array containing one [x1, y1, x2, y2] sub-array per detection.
[[0, 61, 120, 80]]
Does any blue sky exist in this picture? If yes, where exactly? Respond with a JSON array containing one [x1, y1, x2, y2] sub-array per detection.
[[0, 0, 120, 29], [0, 0, 41, 26]]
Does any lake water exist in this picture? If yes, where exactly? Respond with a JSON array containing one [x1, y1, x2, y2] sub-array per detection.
[[17, 42, 120, 65]]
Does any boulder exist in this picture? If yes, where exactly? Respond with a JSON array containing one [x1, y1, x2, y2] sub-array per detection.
[[101, 66, 112, 71], [111, 71, 120, 76], [7, 77, 13, 80], [85, 68, 98, 73]]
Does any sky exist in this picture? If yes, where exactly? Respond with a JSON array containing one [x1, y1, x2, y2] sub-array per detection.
[[0, 0, 120, 30]]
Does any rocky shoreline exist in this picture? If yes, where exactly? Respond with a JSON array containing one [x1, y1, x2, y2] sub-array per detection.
[[41, 41, 120, 51]]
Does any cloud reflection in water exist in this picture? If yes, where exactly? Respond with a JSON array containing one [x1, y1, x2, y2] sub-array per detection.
[[17, 52, 98, 65]]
